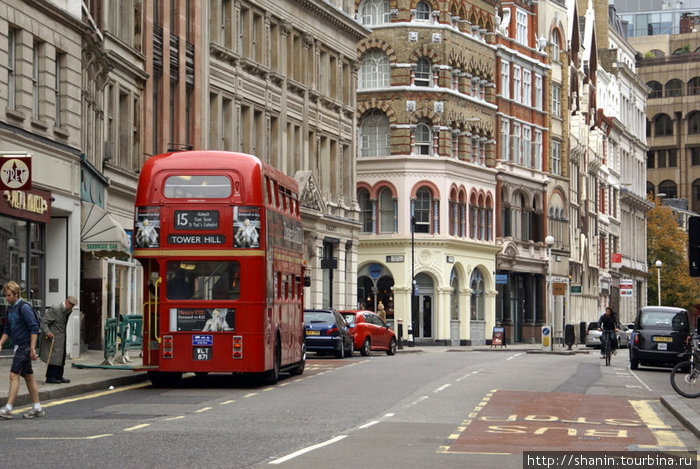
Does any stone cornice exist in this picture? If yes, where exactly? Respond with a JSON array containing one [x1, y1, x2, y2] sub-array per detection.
[[296, 0, 371, 41]]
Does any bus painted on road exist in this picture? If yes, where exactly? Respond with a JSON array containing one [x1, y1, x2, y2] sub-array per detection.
[[133, 150, 306, 385]]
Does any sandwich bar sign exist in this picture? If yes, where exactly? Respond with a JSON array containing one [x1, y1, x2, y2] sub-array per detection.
[[0, 154, 32, 191]]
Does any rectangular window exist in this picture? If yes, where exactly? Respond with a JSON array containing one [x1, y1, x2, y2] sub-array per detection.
[[535, 74, 543, 109], [691, 147, 700, 166], [32, 42, 40, 119], [552, 140, 561, 175], [523, 70, 531, 106], [512, 123, 521, 164], [513, 66, 521, 103], [501, 61, 510, 99], [647, 150, 655, 168], [534, 130, 542, 170], [552, 84, 561, 117], [501, 120, 510, 161], [668, 148, 677, 167], [55, 52, 65, 126], [8, 29, 16, 109], [657, 150, 667, 168], [516, 9, 528, 46], [522, 126, 532, 167]]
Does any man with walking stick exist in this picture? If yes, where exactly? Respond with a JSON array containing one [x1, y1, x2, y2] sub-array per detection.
[[40, 296, 77, 384]]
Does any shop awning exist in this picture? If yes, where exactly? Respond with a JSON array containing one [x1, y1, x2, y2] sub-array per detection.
[[80, 202, 131, 260]]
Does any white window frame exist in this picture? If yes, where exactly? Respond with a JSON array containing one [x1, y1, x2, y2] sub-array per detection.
[[534, 130, 542, 170], [415, 57, 432, 87], [360, 50, 390, 90], [359, 0, 390, 27], [512, 123, 521, 164], [522, 126, 532, 167], [523, 70, 531, 107], [360, 110, 390, 157], [516, 9, 528, 46], [501, 61, 510, 99], [501, 120, 510, 161], [552, 84, 561, 117], [552, 140, 562, 175], [513, 66, 521, 103], [535, 74, 543, 110]]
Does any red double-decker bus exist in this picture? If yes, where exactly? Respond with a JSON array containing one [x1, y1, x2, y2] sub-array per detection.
[[133, 150, 306, 385]]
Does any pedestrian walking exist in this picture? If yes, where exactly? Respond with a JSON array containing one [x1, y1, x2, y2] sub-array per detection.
[[0, 281, 45, 419], [40, 296, 78, 384]]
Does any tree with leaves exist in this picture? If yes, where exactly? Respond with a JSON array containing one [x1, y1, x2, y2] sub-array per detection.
[[647, 198, 700, 309]]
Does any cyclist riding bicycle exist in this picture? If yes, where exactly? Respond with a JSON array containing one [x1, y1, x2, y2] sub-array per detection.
[[597, 306, 620, 358]]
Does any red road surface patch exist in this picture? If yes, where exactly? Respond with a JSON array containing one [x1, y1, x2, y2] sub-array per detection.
[[444, 390, 659, 453]]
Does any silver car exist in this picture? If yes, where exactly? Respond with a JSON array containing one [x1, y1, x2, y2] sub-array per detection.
[[585, 321, 629, 348]]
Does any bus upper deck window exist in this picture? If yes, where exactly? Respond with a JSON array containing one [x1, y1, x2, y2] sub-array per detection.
[[164, 175, 232, 199]]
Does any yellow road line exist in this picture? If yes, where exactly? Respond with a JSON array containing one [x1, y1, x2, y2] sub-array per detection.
[[18, 434, 113, 440], [195, 407, 212, 413], [13, 383, 149, 413], [124, 423, 151, 432], [629, 399, 686, 448]]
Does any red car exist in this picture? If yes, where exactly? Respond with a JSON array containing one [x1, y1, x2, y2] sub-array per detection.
[[339, 310, 397, 356]]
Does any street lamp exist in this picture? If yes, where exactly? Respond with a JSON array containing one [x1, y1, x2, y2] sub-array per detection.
[[655, 260, 663, 306], [545, 235, 555, 339]]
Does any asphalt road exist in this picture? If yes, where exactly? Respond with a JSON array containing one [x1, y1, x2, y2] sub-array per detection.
[[0, 349, 696, 469]]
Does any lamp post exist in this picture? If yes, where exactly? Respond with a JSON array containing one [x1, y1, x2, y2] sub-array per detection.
[[545, 235, 555, 339], [655, 260, 662, 306]]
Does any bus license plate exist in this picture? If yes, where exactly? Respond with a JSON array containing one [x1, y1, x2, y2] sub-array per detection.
[[193, 346, 211, 360]]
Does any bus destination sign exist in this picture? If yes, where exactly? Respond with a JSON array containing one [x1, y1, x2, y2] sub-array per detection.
[[167, 234, 225, 244], [174, 210, 219, 230]]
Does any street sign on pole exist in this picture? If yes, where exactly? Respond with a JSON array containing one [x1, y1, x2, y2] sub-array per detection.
[[620, 279, 634, 297]]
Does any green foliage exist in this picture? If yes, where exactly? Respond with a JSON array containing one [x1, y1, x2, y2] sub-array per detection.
[[647, 198, 700, 309]]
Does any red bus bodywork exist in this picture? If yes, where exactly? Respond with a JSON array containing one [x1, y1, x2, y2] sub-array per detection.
[[133, 151, 305, 384]]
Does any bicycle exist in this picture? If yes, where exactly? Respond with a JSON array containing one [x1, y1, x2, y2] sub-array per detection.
[[670, 331, 700, 398], [600, 330, 615, 366]]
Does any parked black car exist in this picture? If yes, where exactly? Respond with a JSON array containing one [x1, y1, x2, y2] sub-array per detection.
[[303, 309, 353, 358], [629, 306, 690, 370]]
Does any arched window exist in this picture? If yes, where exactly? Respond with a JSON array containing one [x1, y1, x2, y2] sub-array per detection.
[[501, 187, 512, 237], [414, 119, 432, 155], [519, 193, 529, 241], [485, 196, 493, 241], [415, 57, 432, 87], [449, 190, 458, 236], [665, 79, 683, 97], [413, 187, 433, 233], [416, 1, 431, 21], [359, 49, 390, 90], [470, 269, 485, 321], [659, 180, 677, 198], [358, 0, 390, 27], [469, 193, 478, 239], [450, 268, 459, 321], [655, 114, 673, 137], [647, 81, 662, 99], [688, 77, 700, 95], [358, 189, 373, 233], [378, 187, 395, 233], [689, 112, 700, 134], [360, 110, 390, 157], [550, 30, 561, 61]]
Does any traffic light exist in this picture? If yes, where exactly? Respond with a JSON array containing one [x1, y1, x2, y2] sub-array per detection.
[[689, 216, 700, 277]]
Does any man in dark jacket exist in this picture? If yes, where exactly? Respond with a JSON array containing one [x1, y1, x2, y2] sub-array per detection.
[[40, 296, 77, 384], [0, 281, 45, 419], [597, 306, 620, 357]]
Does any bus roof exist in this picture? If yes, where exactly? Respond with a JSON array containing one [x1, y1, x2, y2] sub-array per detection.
[[136, 150, 298, 204]]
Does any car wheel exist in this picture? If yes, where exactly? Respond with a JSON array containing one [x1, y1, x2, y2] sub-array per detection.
[[335, 340, 344, 358], [360, 337, 371, 356], [344, 339, 353, 357], [386, 337, 397, 356]]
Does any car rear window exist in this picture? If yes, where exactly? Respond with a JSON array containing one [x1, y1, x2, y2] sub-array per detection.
[[639, 311, 687, 331], [304, 311, 335, 323], [587, 322, 598, 330]]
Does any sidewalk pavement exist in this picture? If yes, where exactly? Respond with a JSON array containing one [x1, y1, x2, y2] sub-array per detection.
[[0, 344, 697, 438]]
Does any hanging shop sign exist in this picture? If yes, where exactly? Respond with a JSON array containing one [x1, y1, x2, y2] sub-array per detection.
[[0, 154, 32, 191]]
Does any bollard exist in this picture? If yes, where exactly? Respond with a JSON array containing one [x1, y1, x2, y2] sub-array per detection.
[[407, 324, 414, 347], [564, 324, 576, 350], [397, 318, 404, 349]]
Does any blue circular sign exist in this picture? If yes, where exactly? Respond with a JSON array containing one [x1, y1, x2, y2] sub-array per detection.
[[368, 263, 382, 280], [542, 327, 550, 336]]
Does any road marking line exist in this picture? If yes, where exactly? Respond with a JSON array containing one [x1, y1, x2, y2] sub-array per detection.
[[195, 407, 212, 413], [17, 434, 113, 440], [384, 413, 394, 418], [244, 393, 257, 398], [124, 423, 150, 432], [14, 383, 149, 412], [359, 420, 379, 429], [220, 400, 236, 405], [629, 370, 653, 391], [263, 387, 275, 392], [163, 416, 185, 421], [629, 400, 686, 448], [408, 396, 429, 407], [434, 384, 451, 393], [506, 353, 524, 360], [269, 435, 347, 465]]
